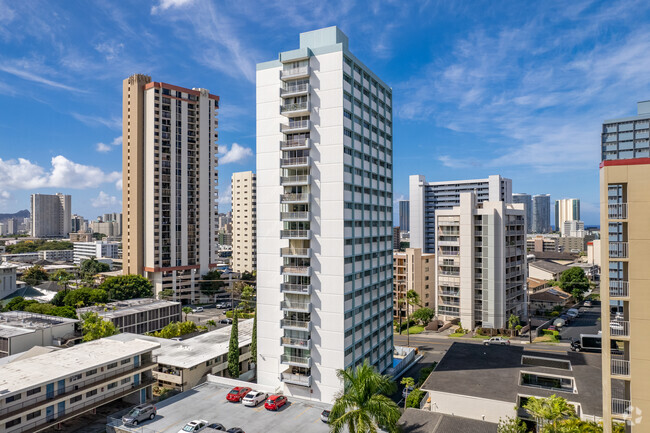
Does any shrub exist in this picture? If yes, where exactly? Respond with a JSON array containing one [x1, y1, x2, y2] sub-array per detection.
[[418, 363, 437, 385], [550, 311, 560, 317], [405, 388, 426, 408], [226, 311, 255, 319]]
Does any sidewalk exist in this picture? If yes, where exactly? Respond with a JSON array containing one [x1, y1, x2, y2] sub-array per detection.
[[396, 329, 571, 347]]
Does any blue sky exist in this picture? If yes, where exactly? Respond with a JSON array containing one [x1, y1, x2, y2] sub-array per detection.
[[1, 0, 649, 225]]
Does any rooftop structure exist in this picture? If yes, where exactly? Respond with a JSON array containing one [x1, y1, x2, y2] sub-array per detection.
[[77, 298, 181, 335], [0, 311, 79, 358]]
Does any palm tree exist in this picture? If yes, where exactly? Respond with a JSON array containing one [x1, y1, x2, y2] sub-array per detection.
[[400, 377, 415, 409], [508, 314, 520, 330], [182, 306, 192, 322], [206, 319, 217, 329], [523, 394, 575, 433], [329, 360, 401, 433], [405, 290, 421, 347]]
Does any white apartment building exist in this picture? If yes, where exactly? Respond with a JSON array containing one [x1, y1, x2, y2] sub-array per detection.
[[410, 175, 512, 254], [30, 193, 71, 238], [0, 312, 79, 358], [256, 27, 394, 403], [73, 241, 119, 265], [563, 220, 585, 238], [0, 338, 159, 433], [231, 171, 257, 273], [37, 250, 74, 263], [555, 198, 580, 235], [435, 192, 527, 329], [77, 298, 181, 335], [122, 75, 219, 303], [0, 263, 17, 300]]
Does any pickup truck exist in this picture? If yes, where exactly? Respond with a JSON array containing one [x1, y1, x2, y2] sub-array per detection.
[[483, 337, 510, 346]]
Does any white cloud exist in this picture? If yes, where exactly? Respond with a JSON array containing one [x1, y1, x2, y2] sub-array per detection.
[[0, 64, 82, 92], [95, 135, 122, 153], [94, 41, 124, 60], [92, 191, 121, 208], [72, 113, 121, 130], [218, 183, 231, 206], [218, 143, 253, 165], [0, 155, 121, 190], [115, 178, 123, 190], [151, 0, 194, 14]]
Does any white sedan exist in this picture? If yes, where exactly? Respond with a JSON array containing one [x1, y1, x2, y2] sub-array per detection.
[[242, 391, 268, 407], [178, 419, 208, 433]]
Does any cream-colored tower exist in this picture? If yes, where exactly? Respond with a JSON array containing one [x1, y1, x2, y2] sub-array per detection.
[[231, 171, 257, 273], [393, 248, 435, 321], [122, 75, 219, 303], [601, 101, 650, 433]]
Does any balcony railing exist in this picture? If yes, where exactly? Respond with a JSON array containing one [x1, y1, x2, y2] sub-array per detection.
[[280, 66, 309, 80], [280, 156, 310, 167], [280, 319, 311, 330], [280, 138, 310, 150], [281, 101, 310, 114], [281, 247, 311, 257], [280, 354, 311, 367], [608, 203, 628, 219], [610, 320, 630, 337], [281, 83, 309, 96], [609, 280, 629, 298], [280, 192, 310, 202], [281, 266, 311, 276], [280, 211, 310, 221], [281, 337, 311, 348], [281, 175, 310, 185], [611, 359, 630, 376], [612, 398, 631, 416], [280, 372, 312, 387], [281, 300, 311, 312], [281, 283, 311, 294], [281, 120, 310, 132], [609, 242, 629, 258], [280, 230, 311, 239]]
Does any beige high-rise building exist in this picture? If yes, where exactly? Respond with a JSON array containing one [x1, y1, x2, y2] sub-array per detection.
[[122, 74, 219, 302], [231, 171, 257, 273], [601, 101, 650, 432], [393, 248, 435, 322], [30, 193, 71, 238], [555, 198, 580, 235]]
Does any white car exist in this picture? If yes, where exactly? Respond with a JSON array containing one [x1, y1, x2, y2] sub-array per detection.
[[242, 391, 267, 407], [178, 420, 208, 433], [483, 337, 510, 346], [192, 307, 204, 313], [402, 386, 414, 398]]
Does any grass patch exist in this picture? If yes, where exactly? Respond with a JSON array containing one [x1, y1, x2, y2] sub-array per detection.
[[534, 329, 560, 343], [404, 326, 424, 335], [448, 332, 465, 338], [471, 334, 491, 339]]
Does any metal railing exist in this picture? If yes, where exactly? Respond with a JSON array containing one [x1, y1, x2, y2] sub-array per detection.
[[610, 320, 630, 337], [281, 248, 311, 257], [280, 211, 310, 220], [281, 120, 310, 132], [281, 175, 310, 185], [611, 359, 630, 376], [280, 138, 310, 149], [281, 283, 311, 294], [281, 102, 309, 113], [281, 266, 311, 275], [609, 280, 629, 297], [608, 203, 628, 219], [281, 337, 311, 347], [280, 319, 310, 329], [280, 230, 310, 239], [280, 157, 310, 167], [281, 301, 311, 312], [612, 398, 631, 416], [281, 66, 309, 78], [281, 83, 309, 94], [280, 192, 310, 201], [280, 372, 311, 386], [609, 242, 629, 258], [280, 354, 311, 366]]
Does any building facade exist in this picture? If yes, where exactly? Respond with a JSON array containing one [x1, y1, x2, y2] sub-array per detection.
[[77, 298, 181, 334], [38, 250, 74, 263], [435, 193, 526, 329], [0, 263, 17, 302], [399, 200, 410, 232], [122, 75, 219, 303], [231, 171, 257, 274], [393, 248, 435, 321], [512, 193, 532, 233], [527, 235, 559, 252], [0, 312, 79, 358], [410, 175, 512, 254], [600, 100, 650, 432], [30, 193, 71, 238], [256, 27, 394, 403], [532, 194, 551, 233], [563, 220, 585, 238], [73, 241, 119, 265], [0, 338, 159, 433], [555, 198, 580, 235]]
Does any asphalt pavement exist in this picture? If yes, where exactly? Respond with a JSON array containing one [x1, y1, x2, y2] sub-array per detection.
[[556, 303, 601, 342]]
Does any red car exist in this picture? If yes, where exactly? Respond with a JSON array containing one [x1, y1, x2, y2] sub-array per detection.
[[226, 387, 252, 403], [264, 395, 288, 411]]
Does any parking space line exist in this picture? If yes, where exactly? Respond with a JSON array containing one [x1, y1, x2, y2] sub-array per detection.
[[293, 407, 310, 420]]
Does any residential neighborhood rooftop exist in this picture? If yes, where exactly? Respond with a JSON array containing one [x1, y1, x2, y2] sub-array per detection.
[[528, 260, 571, 274], [76, 297, 180, 319], [0, 311, 79, 338], [398, 408, 497, 433]]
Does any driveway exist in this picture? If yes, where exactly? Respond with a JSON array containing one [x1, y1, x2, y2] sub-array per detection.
[[557, 303, 601, 342]]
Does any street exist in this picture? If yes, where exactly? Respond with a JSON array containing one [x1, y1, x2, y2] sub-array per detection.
[[556, 302, 601, 342]]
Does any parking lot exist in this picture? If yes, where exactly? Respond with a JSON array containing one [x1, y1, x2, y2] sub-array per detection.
[[557, 302, 601, 342], [111, 382, 333, 433]]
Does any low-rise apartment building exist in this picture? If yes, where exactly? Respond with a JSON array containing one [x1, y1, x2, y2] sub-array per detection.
[[0, 338, 159, 433], [108, 319, 254, 391], [527, 235, 558, 252], [37, 250, 74, 263], [393, 248, 435, 321], [73, 241, 119, 265], [76, 298, 181, 335], [0, 312, 79, 358], [0, 263, 17, 300]]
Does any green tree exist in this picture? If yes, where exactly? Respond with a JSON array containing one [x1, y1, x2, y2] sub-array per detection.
[[98, 274, 153, 300], [199, 270, 225, 298], [239, 284, 255, 313], [147, 321, 198, 339], [79, 258, 110, 285], [61, 287, 108, 307], [51, 290, 67, 306], [158, 289, 174, 300], [405, 289, 421, 346], [80, 312, 119, 341], [206, 319, 217, 329], [51, 269, 73, 294], [412, 308, 434, 326], [23, 265, 48, 286], [3, 296, 38, 312], [251, 308, 257, 364], [329, 360, 401, 433], [182, 306, 192, 321], [400, 377, 415, 409], [240, 271, 255, 282], [523, 394, 575, 433], [559, 267, 590, 296], [405, 389, 425, 409], [497, 417, 527, 433], [508, 314, 521, 330], [227, 309, 240, 378]]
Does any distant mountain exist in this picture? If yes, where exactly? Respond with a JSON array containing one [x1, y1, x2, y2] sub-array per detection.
[[0, 209, 30, 221]]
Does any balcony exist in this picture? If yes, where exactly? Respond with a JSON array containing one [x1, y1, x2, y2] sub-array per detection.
[[281, 120, 310, 134], [280, 138, 311, 151], [612, 398, 631, 417], [281, 101, 310, 117], [281, 175, 311, 186], [281, 300, 311, 313], [281, 83, 310, 98], [280, 229, 311, 239], [280, 211, 310, 221], [280, 319, 311, 331], [280, 156, 311, 168], [280, 192, 310, 203], [281, 247, 311, 258], [609, 242, 629, 259], [281, 283, 311, 294], [608, 203, 628, 219], [610, 320, 630, 338], [281, 354, 311, 368], [281, 371, 312, 387], [611, 359, 630, 377], [609, 280, 629, 298], [281, 266, 311, 276], [280, 66, 310, 80], [281, 336, 311, 349]]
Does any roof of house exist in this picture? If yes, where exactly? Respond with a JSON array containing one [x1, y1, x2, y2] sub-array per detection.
[[530, 287, 571, 303], [530, 251, 577, 261], [529, 260, 570, 275], [77, 298, 181, 319], [398, 408, 497, 433], [527, 277, 548, 290], [420, 342, 602, 417]]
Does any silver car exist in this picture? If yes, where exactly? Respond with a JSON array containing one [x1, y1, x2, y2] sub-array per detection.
[[122, 404, 156, 426]]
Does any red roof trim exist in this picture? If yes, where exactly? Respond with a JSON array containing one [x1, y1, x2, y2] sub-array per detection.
[[600, 157, 650, 168]]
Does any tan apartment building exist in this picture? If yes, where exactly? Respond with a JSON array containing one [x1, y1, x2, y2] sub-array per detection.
[[600, 101, 650, 432], [231, 171, 256, 273], [527, 234, 558, 252], [393, 248, 435, 321], [122, 74, 219, 303]]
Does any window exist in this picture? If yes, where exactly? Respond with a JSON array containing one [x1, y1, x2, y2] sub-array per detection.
[[86, 389, 98, 398], [26, 387, 41, 397], [121, 377, 131, 385], [5, 394, 20, 403], [5, 418, 21, 428], [86, 369, 97, 377], [107, 382, 118, 390], [26, 410, 41, 421], [70, 395, 82, 404], [107, 362, 118, 369], [121, 358, 131, 365]]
